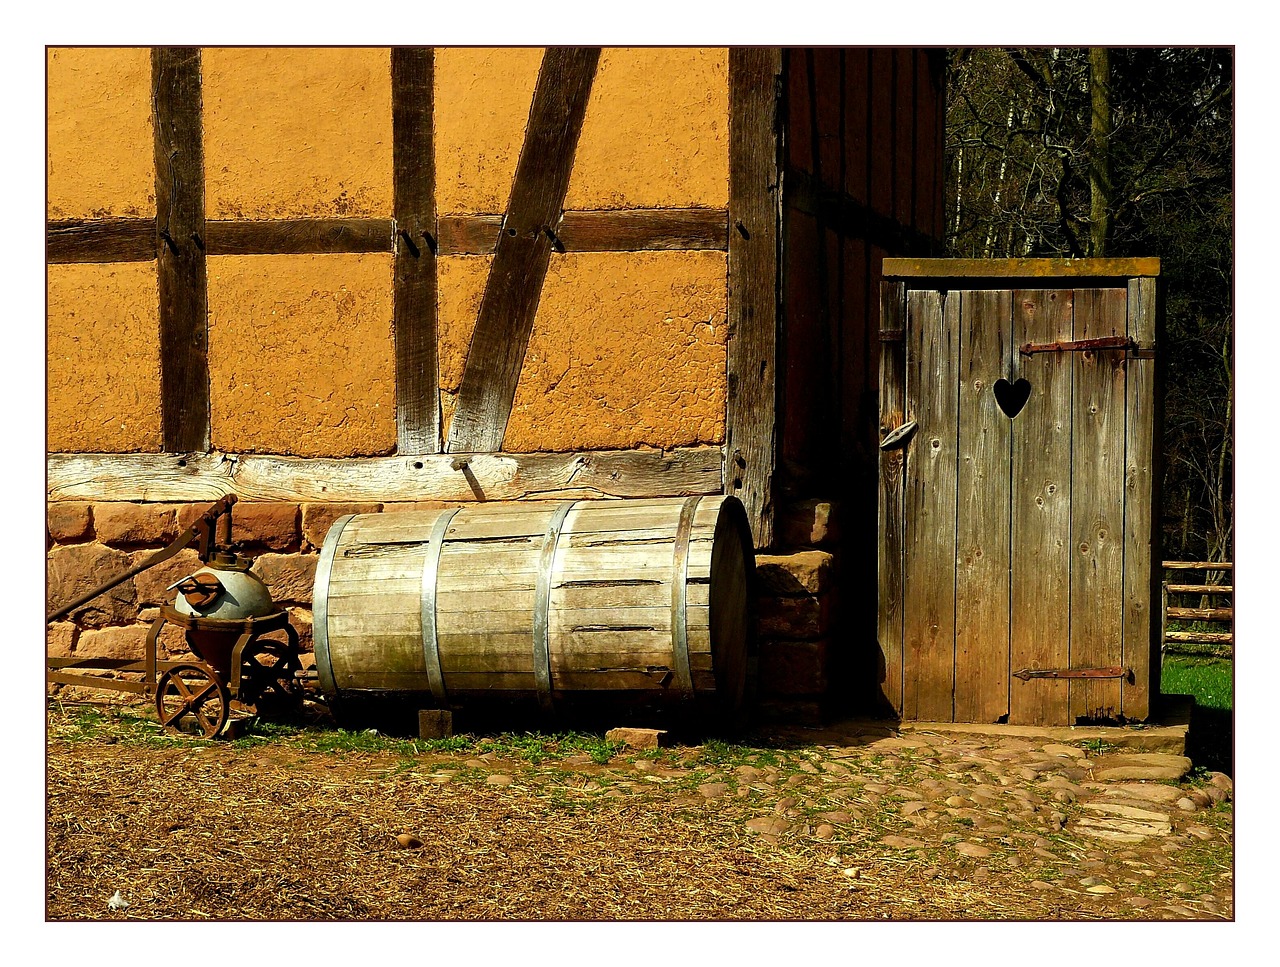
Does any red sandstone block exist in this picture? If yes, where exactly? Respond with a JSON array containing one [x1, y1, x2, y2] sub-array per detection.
[[758, 639, 830, 696], [132, 548, 204, 609], [287, 607, 314, 654], [230, 502, 299, 550], [253, 553, 319, 606], [47, 542, 138, 628], [302, 502, 382, 549], [75, 624, 150, 661], [779, 499, 843, 549], [93, 503, 178, 546], [756, 594, 835, 640], [47, 502, 93, 543], [755, 550, 835, 595], [47, 622, 77, 658]]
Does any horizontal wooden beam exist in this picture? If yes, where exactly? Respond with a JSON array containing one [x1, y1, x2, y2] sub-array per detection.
[[1162, 560, 1232, 570], [47, 448, 724, 503], [882, 257, 1161, 279], [47, 219, 155, 263], [1166, 607, 1232, 621], [438, 208, 729, 255], [206, 219, 394, 255], [48, 210, 730, 263], [1164, 631, 1233, 645]]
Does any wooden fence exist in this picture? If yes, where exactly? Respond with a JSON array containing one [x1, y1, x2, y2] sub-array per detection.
[[1161, 561, 1233, 657]]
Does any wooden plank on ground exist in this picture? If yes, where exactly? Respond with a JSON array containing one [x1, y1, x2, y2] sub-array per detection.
[[152, 47, 209, 453], [902, 287, 958, 721], [726, 47, 782, 550], [46, 447, 723, 503], [877, 281, 906, 717], [1070, 287, 1128, 721], [445, 47, 600, 453], [1010, 289, 1074, 725], [953, 288, 1012, 723], [1122, 276, 1159, 720]]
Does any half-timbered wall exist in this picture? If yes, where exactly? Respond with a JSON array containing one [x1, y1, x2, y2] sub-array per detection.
[[47, 47, 946, 720]]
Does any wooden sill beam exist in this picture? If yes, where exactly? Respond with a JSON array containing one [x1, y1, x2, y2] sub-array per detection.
[[46, 448, 724, 504]]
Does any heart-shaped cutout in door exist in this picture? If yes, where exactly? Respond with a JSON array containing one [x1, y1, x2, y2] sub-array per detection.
[[993, 378, 1031, 418]]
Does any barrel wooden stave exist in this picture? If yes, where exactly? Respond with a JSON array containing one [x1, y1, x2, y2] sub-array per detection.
[[314, 495, 751, 718]]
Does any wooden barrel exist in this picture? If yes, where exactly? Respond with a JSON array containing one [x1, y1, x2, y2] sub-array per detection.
[[313, 495, 753, 722]]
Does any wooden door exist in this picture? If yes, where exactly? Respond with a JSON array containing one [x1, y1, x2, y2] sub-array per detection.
[[878, 261, 1159, 726]]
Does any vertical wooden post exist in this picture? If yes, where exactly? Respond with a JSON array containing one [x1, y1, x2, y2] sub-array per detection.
[[392, 47, 441, 454], [877, 281, 906, 717], [726, 47, 782, 550], [152, 47, 209, 453], [1122, 276, 1160, 720]]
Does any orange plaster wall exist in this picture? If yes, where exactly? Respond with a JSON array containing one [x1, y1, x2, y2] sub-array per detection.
[[202, 48, 393, 219], [434, 48, 544, 216], [46, 48, 155, 220], [439, 251, 728, 452], [206, 254, 396, 457], [435, 47, 729, 215], [567, 48, 729, 210], [47, 263, 163, 452]]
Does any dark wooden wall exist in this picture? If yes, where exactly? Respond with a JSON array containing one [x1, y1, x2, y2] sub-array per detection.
[[776, 48, 946, 712]]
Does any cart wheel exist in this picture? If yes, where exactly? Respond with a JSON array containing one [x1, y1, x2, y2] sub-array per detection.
[[239, 638, 303, 716], [155, 663, 230, 738]]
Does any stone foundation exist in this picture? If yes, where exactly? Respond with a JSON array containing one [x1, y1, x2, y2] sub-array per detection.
[[47, 497, 846, 717]]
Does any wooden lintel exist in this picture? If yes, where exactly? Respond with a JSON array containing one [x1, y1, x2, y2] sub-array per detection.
[[882, 257, 1161, 279], [46, 448, 724, 504]]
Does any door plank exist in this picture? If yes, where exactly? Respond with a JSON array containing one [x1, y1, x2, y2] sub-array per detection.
[[1069, 287, 1128, 721], [954, 288, 1012, 722], [877, 281, 906, 716], [1010, 289, 1074, 725], [902, 288, 958, 721], [1122, 277, 1159, 720]]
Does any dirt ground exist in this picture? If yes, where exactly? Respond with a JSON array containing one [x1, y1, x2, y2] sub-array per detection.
[[45, 701, 1233, 922]]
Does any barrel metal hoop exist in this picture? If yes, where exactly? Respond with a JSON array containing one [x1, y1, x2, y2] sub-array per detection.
[[533, 500, 576, 713], [670, 495, 702, 698], [421, 509, 462, 707], [313, 514, 357, 700]]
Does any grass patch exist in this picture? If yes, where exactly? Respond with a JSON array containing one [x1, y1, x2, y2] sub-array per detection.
[[1161, 656, 1232, 712]]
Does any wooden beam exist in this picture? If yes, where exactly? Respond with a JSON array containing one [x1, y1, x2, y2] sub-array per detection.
[[726, 47, 783, 550], [883, 258, 1161, 279], [48, 210, 729, 262], [392, 47, 441, 454], [445, 47, 601, 454], [152, 47, 210, 453], [205, 218, 393, 255], [46, 448, 724, 504], [47, 219, 155, 263]]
